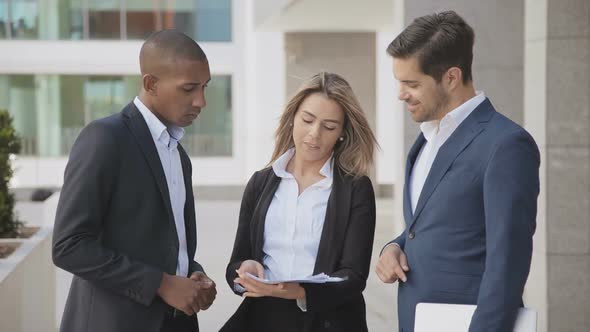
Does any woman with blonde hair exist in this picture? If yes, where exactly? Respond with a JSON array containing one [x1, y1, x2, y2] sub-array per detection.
[[222, 72, 378, 332]]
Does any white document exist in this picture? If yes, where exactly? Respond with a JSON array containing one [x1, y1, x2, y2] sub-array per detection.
[[244, 272, 346, 284], [415, 303, 537, 332]]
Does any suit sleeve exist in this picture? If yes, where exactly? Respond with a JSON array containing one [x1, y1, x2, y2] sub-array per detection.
[[381, 228, 407, 255], [52, 121, 163, 306], [190, 260, 205, 274], [225, 171, 261, 295], [302, 176, 376, 312], [469, 129, 540, 331]]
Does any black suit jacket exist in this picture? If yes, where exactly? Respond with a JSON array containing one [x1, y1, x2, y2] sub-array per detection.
[[222, 166, 376, 332], [52, 102, 203, 332]]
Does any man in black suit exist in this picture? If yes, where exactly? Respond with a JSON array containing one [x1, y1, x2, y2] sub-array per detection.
[[52, 30, 216, 332]]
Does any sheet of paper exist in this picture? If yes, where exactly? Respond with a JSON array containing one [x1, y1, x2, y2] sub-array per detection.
[[244, 272, 346, 284]]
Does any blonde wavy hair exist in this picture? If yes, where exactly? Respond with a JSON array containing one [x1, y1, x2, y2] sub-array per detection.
[[269, 72, 378, 178]]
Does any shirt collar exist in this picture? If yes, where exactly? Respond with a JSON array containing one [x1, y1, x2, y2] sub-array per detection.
[[133, 97, 185, 146], [420, 91, 486, 142], [272, 148, 334, 188]]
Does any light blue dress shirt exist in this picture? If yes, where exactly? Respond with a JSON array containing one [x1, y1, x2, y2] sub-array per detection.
[[134, 97, 189, 277]]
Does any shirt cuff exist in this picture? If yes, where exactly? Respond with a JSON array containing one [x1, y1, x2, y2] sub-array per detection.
[[234, 283, 246, 293], [296, 298, 307, 312]]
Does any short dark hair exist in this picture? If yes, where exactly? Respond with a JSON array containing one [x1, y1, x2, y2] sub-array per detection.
[[139, 29, 207, 74], [387, 11, 474, 83]]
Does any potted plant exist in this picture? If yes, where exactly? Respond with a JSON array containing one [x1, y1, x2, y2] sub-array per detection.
[[0, 109, 23, 258]]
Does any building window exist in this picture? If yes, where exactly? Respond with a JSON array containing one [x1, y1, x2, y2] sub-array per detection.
[[0, 0, 231, 41], [59, 75, 137, 154], [0, 74, 232, 157], [126, 0, 195, 40], [184, 75, 232, 156], [0, 0, 7, 38], [87, 0, 121, 39], [64, 0, 84, 40], [0, 75, 38, 155], [195, 0, 231, 42], [1, 0, 38, 39]]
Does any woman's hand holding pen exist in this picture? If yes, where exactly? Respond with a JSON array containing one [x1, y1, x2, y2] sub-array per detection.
[[237, 260, 265, 278]]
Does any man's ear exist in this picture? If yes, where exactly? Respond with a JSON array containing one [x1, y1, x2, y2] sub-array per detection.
[[142, 74, 158, 96], [444, 67, 463, 91]]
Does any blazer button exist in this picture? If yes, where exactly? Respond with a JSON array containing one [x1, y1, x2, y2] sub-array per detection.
[[408, 232, 415, 239]]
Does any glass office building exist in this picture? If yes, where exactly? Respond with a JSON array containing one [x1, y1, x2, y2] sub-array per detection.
[[0, 0, 232, 157], [1, 0, 231, 41], [0, 74, 232, 157]]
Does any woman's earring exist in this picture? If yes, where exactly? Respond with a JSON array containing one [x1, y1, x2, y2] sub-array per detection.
[[339, 136, 344, 142]]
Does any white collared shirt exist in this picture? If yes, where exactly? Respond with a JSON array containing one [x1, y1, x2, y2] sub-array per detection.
[[262, 148, 333, 311], [264, 148, 333, 281], [410, 91, 486, 213], [134, 97, 189, 277]]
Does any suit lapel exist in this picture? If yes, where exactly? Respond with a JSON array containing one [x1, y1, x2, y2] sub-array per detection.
[[122, 103, 176, 236], [409, 99, 495, 228], [404, 134, 426, 224], [248, 167, 352, 273], [179, 144, 196, 256], [314, 167, 351, 274]]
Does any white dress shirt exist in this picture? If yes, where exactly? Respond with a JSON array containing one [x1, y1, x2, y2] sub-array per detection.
[[410, 91, 486, 213], [262, 148, 333, 310], [134, 97, 189, 277]]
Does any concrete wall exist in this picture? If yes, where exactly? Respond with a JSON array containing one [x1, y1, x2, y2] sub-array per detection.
[[285, 32, 376, 132], [525, 1, 590, 331], [284, 32, 378, 184], [0, 227, 56, 332]]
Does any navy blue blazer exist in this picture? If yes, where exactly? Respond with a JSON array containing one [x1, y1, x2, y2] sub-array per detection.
[[386, 98, 540, 332]]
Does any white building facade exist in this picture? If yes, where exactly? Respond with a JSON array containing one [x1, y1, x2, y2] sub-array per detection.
[[0, 0, 402, 192]]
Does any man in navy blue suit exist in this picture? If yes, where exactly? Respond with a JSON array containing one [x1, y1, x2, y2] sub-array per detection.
[[375, 11, 540, 332]]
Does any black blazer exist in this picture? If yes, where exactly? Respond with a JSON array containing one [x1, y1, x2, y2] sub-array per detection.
[[52, 102, 203, 332], [223, 166, 376, 332]]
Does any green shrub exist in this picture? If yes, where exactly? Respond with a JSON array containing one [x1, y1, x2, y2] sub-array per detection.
[[0, 110, 22, 238]]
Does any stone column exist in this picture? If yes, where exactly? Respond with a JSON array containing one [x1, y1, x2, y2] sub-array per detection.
[[524, 1, 590, 331]]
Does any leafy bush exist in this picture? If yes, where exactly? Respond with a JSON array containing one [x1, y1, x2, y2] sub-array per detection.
[[0, 110, 22, 238]]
